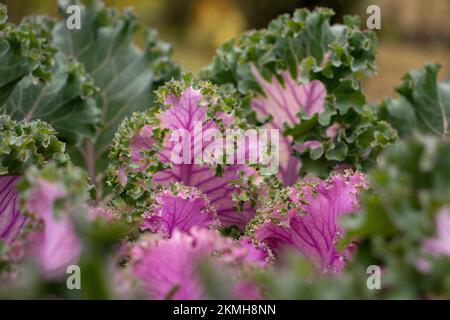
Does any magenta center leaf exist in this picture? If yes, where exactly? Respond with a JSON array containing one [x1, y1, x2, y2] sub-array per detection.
[[128, 86, 257, 230], [141, 183, 219, 237], [253, 172, 367, 274]]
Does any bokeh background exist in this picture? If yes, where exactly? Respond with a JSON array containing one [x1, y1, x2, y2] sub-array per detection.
[[2, 0, 450, 103]]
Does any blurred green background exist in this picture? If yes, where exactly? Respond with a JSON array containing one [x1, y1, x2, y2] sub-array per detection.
[[2, 0, 450, 102]]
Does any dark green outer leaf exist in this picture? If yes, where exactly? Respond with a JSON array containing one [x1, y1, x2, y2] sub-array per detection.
[[1, 53, 99, 146], [379, 63, 450, 138], [0, 4, 55, 106], [51, 0, 179, 197]]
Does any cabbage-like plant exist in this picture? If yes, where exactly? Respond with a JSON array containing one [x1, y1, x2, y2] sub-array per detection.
[[0, 0, 448, 300]]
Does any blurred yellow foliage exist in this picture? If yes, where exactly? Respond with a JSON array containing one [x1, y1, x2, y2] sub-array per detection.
[[192, 0, 245, 48]]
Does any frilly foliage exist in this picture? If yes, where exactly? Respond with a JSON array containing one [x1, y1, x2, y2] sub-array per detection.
[[0, 116, 69, 175], [0, 4, 55, 105], [202, 8, 397, 177], [107, 76, 259, 217], [1, 0, 180, 199], [377, 63, 450, 138]]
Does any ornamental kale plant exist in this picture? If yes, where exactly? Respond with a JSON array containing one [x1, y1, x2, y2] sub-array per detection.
[[247, 171, 368, 275], [108, 77, 262, 231], [201, 9, 397, 181], [0, 0, 449, 300]]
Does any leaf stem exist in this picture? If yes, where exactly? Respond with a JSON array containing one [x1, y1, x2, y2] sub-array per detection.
[[83, 138, 101, 202]]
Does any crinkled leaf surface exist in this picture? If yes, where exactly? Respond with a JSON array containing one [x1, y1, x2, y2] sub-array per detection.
[[251, 67, 326, 185], [250, 172, 367, 274], [0, 8, 99, 170], [203, 9, 396, 179], [141, 183, 219, 237], [109, 81, 258, 230], [0, 116, 68, 175], [0, 5, 54, 106], [153, 88, 255, 229]]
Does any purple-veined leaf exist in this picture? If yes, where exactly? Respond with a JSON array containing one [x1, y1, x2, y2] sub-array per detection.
[[0, 176, 26, 244], [111, 83, 259, 231], [131, 227, 267, 299], [141, 183, 219, 237], [252, 171, 367, 274], [251, 67, 326, 185], [155, 87, 256, 229]]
